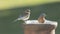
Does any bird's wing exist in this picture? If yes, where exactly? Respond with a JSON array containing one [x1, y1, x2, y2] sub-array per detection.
[[18, 13, 27, 18], [12, 13, 28, 23], [18, 14, 23, 18]]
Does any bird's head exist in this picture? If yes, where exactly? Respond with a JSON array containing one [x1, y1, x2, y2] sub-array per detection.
[[38, 13, 46, 23], [25, 9, 31, 14], [39, 13, 46, 18]]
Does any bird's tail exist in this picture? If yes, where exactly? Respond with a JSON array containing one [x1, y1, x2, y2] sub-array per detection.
[[11, 18, 22, 23], [11, 19, 18, 23]]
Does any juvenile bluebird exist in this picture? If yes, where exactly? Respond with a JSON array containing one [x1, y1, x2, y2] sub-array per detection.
[[12, 9, 31, 23], [38, 13, 46, 23]]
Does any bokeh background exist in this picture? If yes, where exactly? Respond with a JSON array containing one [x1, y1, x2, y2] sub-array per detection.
[[0, 0, 60, 34]]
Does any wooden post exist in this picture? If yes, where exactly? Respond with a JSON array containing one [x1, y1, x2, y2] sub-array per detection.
[[23, 24, 55, 34]]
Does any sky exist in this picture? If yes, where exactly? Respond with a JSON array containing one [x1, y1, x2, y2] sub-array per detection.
[[0, 0, 60, 10]]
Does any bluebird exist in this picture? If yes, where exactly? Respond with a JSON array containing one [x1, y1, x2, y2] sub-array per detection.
[[38, 13, 46, 23], [12, 9, 31, 23], [38, 13, 58, 27]]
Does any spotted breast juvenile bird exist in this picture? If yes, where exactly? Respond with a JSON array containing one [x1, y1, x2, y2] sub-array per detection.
[[13, 9, 31, 23], [38, 13, 46, 23]]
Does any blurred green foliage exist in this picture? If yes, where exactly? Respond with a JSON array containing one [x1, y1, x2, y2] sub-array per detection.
[[0, 2, 60, 34]]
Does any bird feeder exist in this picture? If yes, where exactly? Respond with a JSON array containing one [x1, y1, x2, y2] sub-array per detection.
[[23, 24, 56, 34]]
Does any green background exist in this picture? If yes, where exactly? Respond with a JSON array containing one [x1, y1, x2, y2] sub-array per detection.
[[0, 2, 60, 34]]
